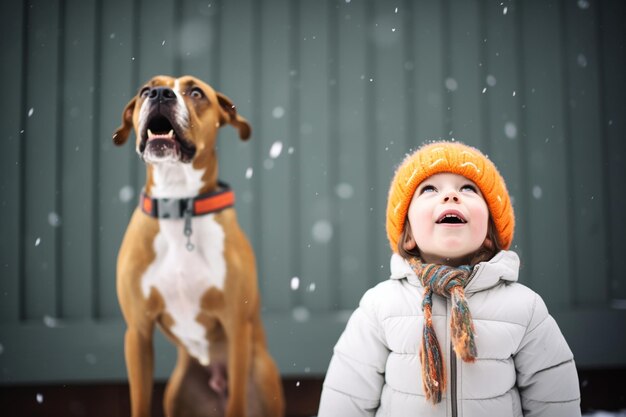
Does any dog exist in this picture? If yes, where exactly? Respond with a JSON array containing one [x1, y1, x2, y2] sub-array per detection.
[[112, 75, 285, 417]]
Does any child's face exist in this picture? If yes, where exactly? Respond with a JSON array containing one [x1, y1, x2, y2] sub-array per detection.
[[404, 173, 489, 266]]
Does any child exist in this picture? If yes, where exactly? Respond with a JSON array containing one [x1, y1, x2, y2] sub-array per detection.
[[318, 141, 581, 417]]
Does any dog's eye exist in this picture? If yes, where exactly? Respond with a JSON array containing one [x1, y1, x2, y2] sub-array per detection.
[[190, 87, 204, 99], [140, 87, 150, 99]]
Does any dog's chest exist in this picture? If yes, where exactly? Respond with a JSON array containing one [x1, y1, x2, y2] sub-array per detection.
[[141, 215, 226, 365]]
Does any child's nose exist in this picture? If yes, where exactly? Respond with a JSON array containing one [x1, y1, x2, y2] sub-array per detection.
[[443, 191, 460, 203]]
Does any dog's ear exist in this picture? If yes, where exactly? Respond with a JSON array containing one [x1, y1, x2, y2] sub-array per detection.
[[112, 97, 137, 146], [217, 92, 251, 141]]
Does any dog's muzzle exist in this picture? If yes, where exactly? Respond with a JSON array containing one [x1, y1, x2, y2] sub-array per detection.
[[139, 87, 196, 163]]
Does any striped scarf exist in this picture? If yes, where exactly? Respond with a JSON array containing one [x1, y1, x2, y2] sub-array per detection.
[[409, 258, 478, 404]]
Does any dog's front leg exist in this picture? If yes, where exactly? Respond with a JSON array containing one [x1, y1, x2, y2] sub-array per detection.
[[226, 319, 252, 417], [125, 326, 155, 417]]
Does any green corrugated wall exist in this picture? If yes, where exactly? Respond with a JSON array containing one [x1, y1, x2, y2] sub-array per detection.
[[1, 0, 625, 384]]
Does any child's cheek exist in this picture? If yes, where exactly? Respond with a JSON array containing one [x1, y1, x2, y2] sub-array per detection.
[[469, 204, 490, 239]]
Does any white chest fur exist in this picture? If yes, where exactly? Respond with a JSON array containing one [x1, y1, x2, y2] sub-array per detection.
[[141, 215, 226, 366], [140, 161, 224, 366]]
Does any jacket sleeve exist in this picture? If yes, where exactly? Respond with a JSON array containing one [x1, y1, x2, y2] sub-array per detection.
[[318, 288, 390, 417], [513, 293, 581, 417]]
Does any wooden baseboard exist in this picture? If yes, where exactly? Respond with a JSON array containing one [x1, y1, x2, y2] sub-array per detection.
[[0, 377, 323, 417], [1, 369, 624, 416]]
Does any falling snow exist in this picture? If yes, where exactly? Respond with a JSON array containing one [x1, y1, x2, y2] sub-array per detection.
[[312, 220, 333, 244], [335, 183, 354, 199], [28, 108, 34, 117], [36, 393, 43, 404], [272, 106, 285, 119], [292, 306, 310, 322], [445, 78, 458, 91], [532, 186, 543, 199], [85, 353, 97, 365], [35, 237, 41, 247], [43, 315, 59, 328], [245, 167, 253, 179], [505, 122, 518, 139], [119, 185, 134, 203], [48, 212, 61, 227], [269, 141, 283, 159], [290, 277, 300, 291]]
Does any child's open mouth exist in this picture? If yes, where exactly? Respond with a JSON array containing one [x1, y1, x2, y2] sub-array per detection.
[[436, 211, 467, 224]]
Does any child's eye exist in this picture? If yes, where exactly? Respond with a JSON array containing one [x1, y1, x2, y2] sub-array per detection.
[[420, 185, 436, 194], [461, 184, 478, 193]]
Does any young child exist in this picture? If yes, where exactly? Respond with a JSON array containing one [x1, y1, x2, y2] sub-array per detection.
[[318, 141, 581, 417]]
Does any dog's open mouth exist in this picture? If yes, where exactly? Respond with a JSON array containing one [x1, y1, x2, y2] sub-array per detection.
[[140, 115, 195, 163]]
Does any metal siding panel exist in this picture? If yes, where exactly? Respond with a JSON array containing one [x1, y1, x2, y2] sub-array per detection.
[[217, 0, 254, 242], [413, 0, 446, 142], [600, 0, 626, 302], [299, 0, 332, 312], [0, 0, 25, 322], [563, 0, 608, 307], [23, 0, 62, 320], [0, 312, 349, 384], [520, 1, 571, 310], [1, 0, 624, 385], [134, 0, 177, 193], [98, 0, 137, 319], [178, 0, 220, 81], [60, 0, 97, 319], [372, 0, 407, 284], [336, 0, 370, 310], [257, 0, 292, 311], [448, 0, 483, 148], [483, 0, 526, 258]]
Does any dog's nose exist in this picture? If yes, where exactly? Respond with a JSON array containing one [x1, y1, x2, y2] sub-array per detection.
[[149, 87, 176, 103]]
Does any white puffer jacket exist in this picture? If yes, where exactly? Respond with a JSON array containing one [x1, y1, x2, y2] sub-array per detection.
[[318, 250, 581, 417]]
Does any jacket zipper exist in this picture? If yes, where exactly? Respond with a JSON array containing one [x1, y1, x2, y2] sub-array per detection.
[[437, 265, 477, 417], [450, 342, 457, 417], [450, 265, 477, 417]]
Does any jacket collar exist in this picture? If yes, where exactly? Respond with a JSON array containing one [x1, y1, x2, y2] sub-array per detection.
[[389, 250, 520, 293]]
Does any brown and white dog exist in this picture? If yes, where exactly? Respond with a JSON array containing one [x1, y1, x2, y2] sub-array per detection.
[[113, 75, 285, 417]]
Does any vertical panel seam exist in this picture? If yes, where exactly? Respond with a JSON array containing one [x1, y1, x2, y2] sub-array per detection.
[[250, 0, 264, 300], [364, 0, 378, 286], [479, 0, 490, 156], [213, 0, 222, 86], [129, 0, 140, 222], [558, 0, 577, 308], [56, 0, 67, 319], [514, 0, 531, 286], [290, 0, 301, 309], [442, 0, 451, 138], [18, 0, 29, 321], [328, 0, 340, 311], [594, 0, 612, 306], [92, 0, 104, 320], [403, 0, 416, 149], [172, 0, 181, 76]]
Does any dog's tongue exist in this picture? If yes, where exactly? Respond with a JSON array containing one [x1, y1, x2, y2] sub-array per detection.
[[147, 129, 175, 141]]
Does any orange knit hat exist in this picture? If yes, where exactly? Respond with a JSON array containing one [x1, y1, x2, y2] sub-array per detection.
[[386, 141, 515, 253]]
